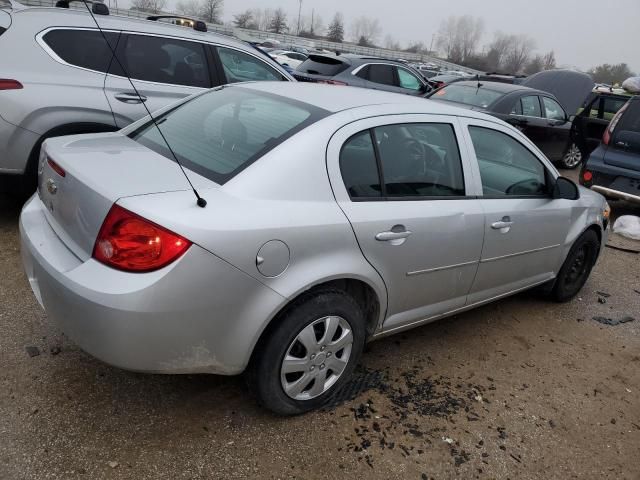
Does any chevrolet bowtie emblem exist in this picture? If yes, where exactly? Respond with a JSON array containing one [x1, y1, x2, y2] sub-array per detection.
[[46, 178, 57, 195]]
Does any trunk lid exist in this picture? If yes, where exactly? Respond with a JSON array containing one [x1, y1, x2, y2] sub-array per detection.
[[38, 132, 207, 261]]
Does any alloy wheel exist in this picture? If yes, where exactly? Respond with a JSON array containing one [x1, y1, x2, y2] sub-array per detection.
[[562, 143, 582, 168], [280, 316, 353, 401]]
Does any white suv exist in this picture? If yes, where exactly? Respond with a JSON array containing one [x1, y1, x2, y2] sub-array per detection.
[[0, 1, 293, 191]]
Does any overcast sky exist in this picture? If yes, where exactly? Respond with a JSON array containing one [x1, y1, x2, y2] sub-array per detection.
[[158, 0, 639, 72]]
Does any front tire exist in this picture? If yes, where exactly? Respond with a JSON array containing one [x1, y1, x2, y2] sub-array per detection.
[[248, 290, 366, 415], [552, 230, 599, 302], [559, 142, 583, 169]]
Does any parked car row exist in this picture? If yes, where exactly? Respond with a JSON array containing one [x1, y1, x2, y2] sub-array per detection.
[[0, 1, 293, 191]]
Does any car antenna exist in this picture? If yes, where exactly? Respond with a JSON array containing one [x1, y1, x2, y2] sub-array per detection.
[[80, 0, 207, 208]]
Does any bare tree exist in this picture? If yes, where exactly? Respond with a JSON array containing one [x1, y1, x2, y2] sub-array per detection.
[[175, 0, 199, 17], [351, 16, 381, 46], [524, 54, 544, 75], [252, 9, 273, 31], [326, 13, 345, 43], [268, 8, 288, 34], [543, 50, 556, 70], [384, 34, 401, 51], [503, 34, 536, 73], [484, 31, 512, 71], [233, 9, 254, 29], [588, 63, 635, 84], [436, 15, 483, 63], [404, 41, 425, 54], [131, 0, 166, 13], [310, 12, 323, 36], [199, 0, 223, 24]]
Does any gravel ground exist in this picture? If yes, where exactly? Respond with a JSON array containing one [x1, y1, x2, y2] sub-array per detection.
[[1, 175, 639, 480]]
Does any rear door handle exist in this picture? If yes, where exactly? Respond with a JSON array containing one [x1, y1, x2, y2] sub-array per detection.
[[375, 230, 412, 242], [114, 93, 147, 104], [491, 216, 514, 231]]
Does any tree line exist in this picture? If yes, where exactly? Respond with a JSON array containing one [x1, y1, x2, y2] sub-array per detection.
[[128, 2, 635, 81]]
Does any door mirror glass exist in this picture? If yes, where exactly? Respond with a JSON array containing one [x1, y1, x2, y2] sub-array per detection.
[[553, 176, 579, 200]]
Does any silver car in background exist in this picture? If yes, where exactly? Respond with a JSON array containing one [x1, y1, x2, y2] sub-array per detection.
[[0, 1, 292, 189], [20, 83, 609, 414]]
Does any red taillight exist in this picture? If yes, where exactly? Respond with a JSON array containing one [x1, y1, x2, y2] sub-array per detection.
[[0, 79, 23, 90], [319, 79, 347, 86], [47, 157, 66, 177], [93, 205, 191, 273], [583, 170, 593, 182]]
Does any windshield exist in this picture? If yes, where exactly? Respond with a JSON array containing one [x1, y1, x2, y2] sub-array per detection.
[[433, 84, 504, 109], [131, 87, 328, 184]]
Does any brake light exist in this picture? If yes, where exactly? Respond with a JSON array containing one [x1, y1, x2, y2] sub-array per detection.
[[47, 157, 66, 177], [93, 205, 191, 273], [0, 79, 23, 90], [583, 170, 593, 182]]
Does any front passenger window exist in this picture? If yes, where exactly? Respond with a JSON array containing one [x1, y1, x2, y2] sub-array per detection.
[[469, 126, 548, 197], [217, 47, 285, 83]]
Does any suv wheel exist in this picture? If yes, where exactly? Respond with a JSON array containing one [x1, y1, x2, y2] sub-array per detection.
[[559, 142, 583, 169], [552, 230, 599, 302], [249, 290, 365, 415]]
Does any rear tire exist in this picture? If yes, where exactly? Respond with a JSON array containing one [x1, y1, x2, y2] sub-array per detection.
[[551, 230, 599, 302], [248, 290, 366, 415], [559, 142, 583, 169]]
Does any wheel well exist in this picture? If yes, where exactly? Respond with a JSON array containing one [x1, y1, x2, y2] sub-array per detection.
[[251, 278, 381, 364], [25, 122, 119, 178], [585, 224, 603, 259]]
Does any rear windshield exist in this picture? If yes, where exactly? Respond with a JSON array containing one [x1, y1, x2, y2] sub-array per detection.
[[131, 87, 328, 184], [432, 84, 504, 108], [616, 99, 640, 133], [296, 55, 349, 76]]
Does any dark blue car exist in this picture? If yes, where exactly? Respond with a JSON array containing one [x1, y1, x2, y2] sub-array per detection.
[[580, 96, 640, 204]]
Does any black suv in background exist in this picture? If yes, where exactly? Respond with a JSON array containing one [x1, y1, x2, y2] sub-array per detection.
[[580, 96, 640, 205], [566, 90, 633, 169]]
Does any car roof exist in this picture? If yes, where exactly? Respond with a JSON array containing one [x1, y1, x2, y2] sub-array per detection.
[[450, 80, 547, 96], [13, 6, 249, 50], [236, 82, 498, 121]]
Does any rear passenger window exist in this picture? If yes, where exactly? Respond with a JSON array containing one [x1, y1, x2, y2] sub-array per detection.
[[521, 96, 541, 117], [118, 34, 210, 88], [374, 123, 465, 197], [340, 131, 381, 198], [368, 65, 395, 86], [218, 47, 285, 83], [602, 97, 629, 121], [42, 29, 120, 73], [469, 126, 547, 197]]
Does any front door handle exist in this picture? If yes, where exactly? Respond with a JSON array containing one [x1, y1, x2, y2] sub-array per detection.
[[491, 216, 514, 232], [114, 93, 147, 104]]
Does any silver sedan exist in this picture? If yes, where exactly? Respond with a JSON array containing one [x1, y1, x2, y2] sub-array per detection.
[[20, 83, 609, 414]]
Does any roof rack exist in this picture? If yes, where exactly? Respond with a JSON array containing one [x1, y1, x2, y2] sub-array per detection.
[[146, 15, 207, 32], [55, 0, 109, 15]]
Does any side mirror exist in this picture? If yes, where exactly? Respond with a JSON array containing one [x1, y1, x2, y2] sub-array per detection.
[[553, 176, 580, 200]]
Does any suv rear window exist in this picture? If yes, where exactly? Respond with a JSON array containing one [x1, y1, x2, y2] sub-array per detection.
[[614, 99, 640, 134], [296, 55, 349, 76], [42, 29, 119, 73], [131, 87, 328, 184], [433, 84, 503, 108]]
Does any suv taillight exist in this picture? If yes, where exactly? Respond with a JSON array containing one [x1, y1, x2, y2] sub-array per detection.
[[603, 101, 630, 145], [0, 79, 23, 90], [93, 205, 191, 273]]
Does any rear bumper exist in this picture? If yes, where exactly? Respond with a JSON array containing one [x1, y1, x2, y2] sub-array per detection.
[[20, 195, 286, 374], [591, 185, 640, 204]]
